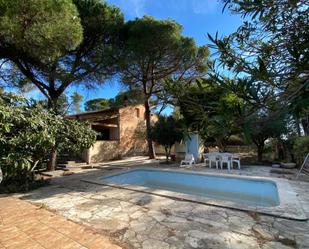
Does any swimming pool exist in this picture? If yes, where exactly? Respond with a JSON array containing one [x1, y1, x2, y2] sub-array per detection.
[[100, 168, 279, 207], [85, 168, 307, 220]]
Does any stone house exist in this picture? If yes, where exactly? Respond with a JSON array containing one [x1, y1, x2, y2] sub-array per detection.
[[67, 104, 157, 163]]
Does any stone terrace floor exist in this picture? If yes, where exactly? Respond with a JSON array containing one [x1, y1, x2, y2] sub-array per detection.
[[0, 197, 121, 249], [5, 158, 309, 249]]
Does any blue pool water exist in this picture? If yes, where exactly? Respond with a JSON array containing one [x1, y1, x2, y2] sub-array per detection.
[[101, 169, 280, 207]]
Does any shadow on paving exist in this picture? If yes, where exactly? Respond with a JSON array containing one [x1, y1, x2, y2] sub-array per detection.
[[14, 161, 309, 249]]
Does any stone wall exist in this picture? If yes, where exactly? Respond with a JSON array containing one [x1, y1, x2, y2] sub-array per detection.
[[85, 104, 158, 163], [89, 141, 120, 163], [155, 142, 188, 161], [118, 105, 149, 156], [225, 145, 256, 153]]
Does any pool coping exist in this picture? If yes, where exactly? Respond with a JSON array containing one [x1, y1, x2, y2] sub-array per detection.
[[82, 167, 307, 221]]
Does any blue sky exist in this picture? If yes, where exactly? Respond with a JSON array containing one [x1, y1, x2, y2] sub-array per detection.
[[26, 0, 243, 112]]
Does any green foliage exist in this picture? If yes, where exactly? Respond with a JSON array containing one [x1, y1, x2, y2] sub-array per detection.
[[169, 78, 243, 150], [244, 110, 288, 161], [55, 118, 96, 154], [121, 16, 209, 97], [209, 0, 309, 133], [193, 0, 309, 159], [1, 0, 124, 113], [30, 94, 70, 115], [292, 136, 309, 164], [151, 116, 185, 161], [84, 90, 144, 111], [84, 98, 109, 111], [120, 15, 209, 158], [109, 89, 145, 107], [168, 75, 289, 160], [70, 92, 83, 114], [0, 92, 96, 187], [0, 0, 83, 61]]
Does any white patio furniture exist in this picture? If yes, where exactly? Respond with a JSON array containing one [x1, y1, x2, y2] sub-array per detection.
[[232, 155, 241, 169], [207, 153, 221, 169], [202, 153, 210, 167], [219, 154, 232, 170], [203, 152, 241, 171], [180, 153, 196, 167]]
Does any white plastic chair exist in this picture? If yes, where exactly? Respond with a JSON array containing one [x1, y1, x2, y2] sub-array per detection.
[[232, 155, 241, 169], [203, 153, 210, 167], [220, 154, 232, 170], [208, 153, 221, 169], [180, 153, 195, 167]]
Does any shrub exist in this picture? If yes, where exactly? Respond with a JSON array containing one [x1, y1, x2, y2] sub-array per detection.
[[0, 93, 96, 190], [292, 136, 309, 165]]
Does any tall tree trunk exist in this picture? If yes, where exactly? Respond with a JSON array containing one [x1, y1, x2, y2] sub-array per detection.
[[144, 99, 155, 159], [47, 147, 57, 171], [164, 146, 169, 162], [47, 95, 58, 171], [47, 95, 56, 111], [257, 145, 264, 162]]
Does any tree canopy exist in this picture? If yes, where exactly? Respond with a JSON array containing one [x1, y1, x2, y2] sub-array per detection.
[[168, 0, 308, 161], [120, 16, 210, 158], [1, 0, 124, 112], [0, 0, 83, 61], [84, 89, 144, 111], [209, 0, 309, 134], [169, 79, 243, 150], [109, 89, 144, 107], [151, 116, 185, 162], [244, 109, 288, 161], [70, 92, 83, 114], [84, 98, 109, 111], [0, 0, 124, 170]]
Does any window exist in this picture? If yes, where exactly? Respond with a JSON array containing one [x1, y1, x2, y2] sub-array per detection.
[[92, 126, 110, 141]]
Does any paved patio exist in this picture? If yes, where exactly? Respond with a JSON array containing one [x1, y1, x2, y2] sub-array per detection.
[[0, 197, 121, 249], [8, 160, 309, 249]]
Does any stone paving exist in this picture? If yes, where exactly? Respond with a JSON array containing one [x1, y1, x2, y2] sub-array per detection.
[[15, 163, 309, 249], [0, 196, 121, 249]]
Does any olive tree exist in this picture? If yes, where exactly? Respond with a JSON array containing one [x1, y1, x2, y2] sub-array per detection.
[[151, 116, 185, 162], [244, 110, 288, 162]]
